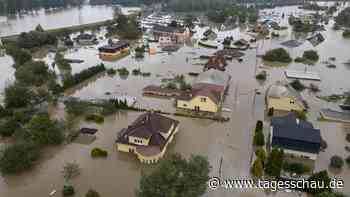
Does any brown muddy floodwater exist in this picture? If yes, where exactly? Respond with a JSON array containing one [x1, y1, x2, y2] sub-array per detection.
[[1, 3, 350, 197]]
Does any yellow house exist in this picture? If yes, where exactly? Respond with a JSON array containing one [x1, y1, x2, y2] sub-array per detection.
[[116, 112, 179, 164], [266, 83, 305, 116], [98, 40, 130, 61], [176, 69, 230, 113]]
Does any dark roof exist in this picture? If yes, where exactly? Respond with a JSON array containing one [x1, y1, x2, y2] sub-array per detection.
[[271, 113, 321, 154], [98, 41, 129, 51], [76, 33, 96, 40], [153, 25, 177, 33], [271, 113, 314, 129], [116, 112, 179, 148]]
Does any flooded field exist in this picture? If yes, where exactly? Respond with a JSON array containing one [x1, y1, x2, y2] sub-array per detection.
[[1, 3, 350, 197], [0, 5, 140, 37]]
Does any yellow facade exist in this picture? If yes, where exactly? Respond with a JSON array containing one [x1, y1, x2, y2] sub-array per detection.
[[267, 97, 304, 113], [99, 47, 130, 61], [177, 96, 219, 113]]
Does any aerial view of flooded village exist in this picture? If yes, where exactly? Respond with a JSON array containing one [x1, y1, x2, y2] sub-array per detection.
[[1, 0, 350, 196]]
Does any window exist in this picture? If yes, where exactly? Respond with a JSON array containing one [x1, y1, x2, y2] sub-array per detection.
[[201, 97, 207, 102], [195, 106, 200, 111], [290, 100, 295, 104], [183, 104, 187, 107]]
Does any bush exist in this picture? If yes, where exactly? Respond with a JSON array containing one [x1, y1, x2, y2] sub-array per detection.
[[86, 189, 100, 197], [91, 148, 108, 158], [0, 142, 40, 174], [107, 68, 116, 75], [292, 110, 307, 121], [283, 162, 311, 174], [62, 161, 81, 181], [290, 80, 305, 91], [63, 63, 106, 89], [343, 30, 350, 38], [346, 156, 350, 165], [255, 120, 263, 133], [262, 48, 292, 63], [302, 50, 319, 62], [62, 185, 75, 197], [267, 107, 274, 116], [330, 155, 344, 169], [255, 71, 267, 80], [85, 114, 104, 124], [117, 67, 130, 76]]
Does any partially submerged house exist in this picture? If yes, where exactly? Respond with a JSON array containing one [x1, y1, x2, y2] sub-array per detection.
[[270, 113, 321, 160], [116, 112, 179, 164], [204, 55, 227, 71], [75, 33, 98, 45], [266, 83, 305, 116], [152, 25, 190, 43], [176, 69, 231, 113], [98, 40, 130, 61]]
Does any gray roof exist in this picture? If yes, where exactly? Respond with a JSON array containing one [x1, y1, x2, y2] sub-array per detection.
[[196, 69, 230, 87]]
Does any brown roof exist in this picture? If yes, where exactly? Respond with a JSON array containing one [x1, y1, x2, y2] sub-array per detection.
[[177, 83, 224, 105], [116, 112, 179, 148], [204, 55, 227, 71]]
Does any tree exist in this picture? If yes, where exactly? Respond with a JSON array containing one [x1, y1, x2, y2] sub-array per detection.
[[330, 155, 344, 169], [255, 120, 263, 133], [4, 83, 34, 109], [306, 170, 331, 195], [251, 159, 263, 178], [255, 148, 267, 163], [26, 113, 64, 145], [86, 189, 100, 197], [265, 148, 284, 177], [302, 50, 319, 62], [15, 61, 53, 86], [0, 142, 40, 174], [253, 130, 265, 146], [62, 161, 81, 181], [262, 48, 292, 63], [136, 153, 210, 197], [0, 117, 20, 137], [4, 42, 32, 65]]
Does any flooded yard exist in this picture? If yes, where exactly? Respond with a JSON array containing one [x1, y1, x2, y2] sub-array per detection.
[[1, 3, 350, 197]]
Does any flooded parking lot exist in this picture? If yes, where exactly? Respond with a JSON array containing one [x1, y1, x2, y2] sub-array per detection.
[[1, 3, 350, 197]]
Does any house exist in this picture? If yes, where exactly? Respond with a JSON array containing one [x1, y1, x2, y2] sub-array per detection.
[[203, 28, 217, 40], [176, 69, 231, 113], [75, 33, 98, 45], [98, 40, 130, 61], [270, 113, 321, 160], [116, 112, 179, 164], [152, 25, 190, 43], [266, 83, 305, 116], [204, 55, 227, 71]]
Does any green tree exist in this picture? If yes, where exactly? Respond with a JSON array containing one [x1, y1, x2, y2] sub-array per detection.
[[136, 153, 210, 197], [265, 148, 284, 177], [330, 155, 344, 169], [255, 148, 267, 163], [251, 159, 263, 178], [86, 189, 100, 197], [26, 113, 64, 145], [15, 61, 53, 86], [0, 142, 40, 174], [62, 185, 75, 196], [0, 117, 20, 137], [302, 50, 319, 62], [4, 83, 34, 109], [306, 170, 331, 195], [253, 130, 265, 146], [262, 48, 292, 63]]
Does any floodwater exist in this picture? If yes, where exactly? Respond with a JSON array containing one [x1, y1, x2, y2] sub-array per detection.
[[0, 5, 140, 37], [1, 3, 350, 197]]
